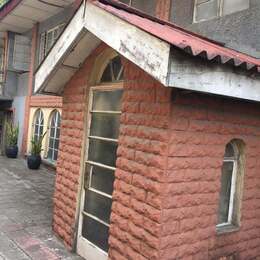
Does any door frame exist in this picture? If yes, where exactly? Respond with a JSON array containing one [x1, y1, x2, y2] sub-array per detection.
[[76, 82, 123, 259]]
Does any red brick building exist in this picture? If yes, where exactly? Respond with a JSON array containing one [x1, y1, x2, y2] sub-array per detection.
[[34, 1, 260, 259]]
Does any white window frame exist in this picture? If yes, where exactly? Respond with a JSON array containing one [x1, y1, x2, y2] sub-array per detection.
[[77, 83, 123, 260], [217, 158, 237, 227], [39, 23, 65, 63], [193, 0, 249, 23], [33, 109, 44, 141], [47, 110, 61, 162], [217, 142, 241, 229]]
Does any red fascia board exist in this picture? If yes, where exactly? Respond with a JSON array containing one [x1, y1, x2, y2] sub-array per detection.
[[0, 0, 22, 21], [94, 0, 260, 72]]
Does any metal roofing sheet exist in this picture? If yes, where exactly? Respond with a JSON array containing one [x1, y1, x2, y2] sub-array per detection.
[[95, 0, 260, 73]]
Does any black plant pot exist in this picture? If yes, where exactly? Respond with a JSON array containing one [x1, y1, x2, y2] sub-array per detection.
[[5, 145, 18, 158], [27, 155, 42, 170]]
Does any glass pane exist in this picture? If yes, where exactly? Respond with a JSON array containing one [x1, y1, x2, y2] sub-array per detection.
[[84, 190, 112, 223], [111, 56, 123, 81], [224, 143, 235, 158], [49, 138, 54, 148], [218, 161, 233, 224], [85, 165, 115, 195], [39, 125, 43, 136], [223, 0, 249, 15], [50, 127, 55, 138], [195, 0, 218, 21], [34, 125, 39, 136], [90, 113, 120, 139], [82, 216, 109, 252], [56, 128, 60, 139], [53, 150, 58, 161], [54, 139, 59, 150], [88, 139, 118, 167], [100, 63, 112, 83], [92, 90, 123, 111], [47, 149, 53, 160]]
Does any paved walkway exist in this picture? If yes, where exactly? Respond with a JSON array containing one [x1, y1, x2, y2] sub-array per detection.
[[0, 156, 82, 260]]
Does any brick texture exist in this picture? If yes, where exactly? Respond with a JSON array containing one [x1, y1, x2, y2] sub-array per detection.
[[109, 60, 172, 260], [162, 91, 260, 259], [53, 43, 107, 249], [53, 43, 260, 259], [30, 96, 63, 108]]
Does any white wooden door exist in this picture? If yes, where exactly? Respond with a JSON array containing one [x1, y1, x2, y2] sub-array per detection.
[[77, 86, 123, 260]]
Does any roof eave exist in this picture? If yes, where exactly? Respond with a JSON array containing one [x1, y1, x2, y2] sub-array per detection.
[[0, 0, 21, 20]]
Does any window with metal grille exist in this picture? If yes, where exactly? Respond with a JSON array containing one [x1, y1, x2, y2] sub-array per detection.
[[194, 0, 249, 23], [47, 110, 61, 162], [33, 109, 44, 141], [39, 23, 65, 63], [217, 140, 245, 232]]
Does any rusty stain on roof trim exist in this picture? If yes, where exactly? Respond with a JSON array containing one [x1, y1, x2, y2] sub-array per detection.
[[95, 0, 260, 73]]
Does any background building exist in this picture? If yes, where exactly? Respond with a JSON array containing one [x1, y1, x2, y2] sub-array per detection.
[[34, 1, 260, 259], [0, 0, 79, 163]]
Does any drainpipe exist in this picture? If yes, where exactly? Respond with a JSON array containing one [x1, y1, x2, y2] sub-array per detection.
[[21, 23, 38, 155]]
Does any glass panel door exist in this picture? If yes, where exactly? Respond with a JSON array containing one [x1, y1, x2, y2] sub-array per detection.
[[77, 88, 122, 260]]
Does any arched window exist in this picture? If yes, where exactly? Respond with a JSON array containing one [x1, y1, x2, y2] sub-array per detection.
[[100, 56, 124, 83], [47, 110, 61, 161], [33, 109, 44, 141], [217, 140, 245, 230]]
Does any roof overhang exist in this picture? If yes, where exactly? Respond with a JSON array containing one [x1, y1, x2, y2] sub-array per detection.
[[34, 1, 170, 94], [34, 0, 260, 102], [0, 0, 75, 33]]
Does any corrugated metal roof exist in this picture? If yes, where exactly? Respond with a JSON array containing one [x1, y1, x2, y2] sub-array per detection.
[[95, 0, 260, 73]]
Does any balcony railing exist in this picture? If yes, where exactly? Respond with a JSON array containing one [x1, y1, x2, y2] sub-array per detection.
[[0, 0, 11, 9]]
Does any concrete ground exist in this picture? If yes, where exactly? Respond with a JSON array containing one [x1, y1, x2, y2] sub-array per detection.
[[0, 156, 82, 260]]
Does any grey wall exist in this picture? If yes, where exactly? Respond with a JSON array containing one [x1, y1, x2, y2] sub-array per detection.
[[36, 5, 75, 66], [13, 96, 25, 152], [170, 0, 260, 58], [4, 71, 18, 97], [12, 73, 28, 152]]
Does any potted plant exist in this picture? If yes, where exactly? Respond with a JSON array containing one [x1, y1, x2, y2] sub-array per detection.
[[27, 132, 46, 170], [5, 122, 19, 158]]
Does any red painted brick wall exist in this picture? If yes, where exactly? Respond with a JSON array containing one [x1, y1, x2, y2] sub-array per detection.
[[30, 96, 63, 108], [162, 92, 260, 259], [109, 60, 172, 260], [53, 43, 172, 253], [53, 44, 107, 248], [53, 44, 260, 259]]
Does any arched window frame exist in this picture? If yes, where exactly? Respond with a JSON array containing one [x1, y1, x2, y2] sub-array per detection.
[[33, 109, 44, 141], [47, 110, 61, 162], [99, 55, 124, 84], [217, 140, 245, 232]]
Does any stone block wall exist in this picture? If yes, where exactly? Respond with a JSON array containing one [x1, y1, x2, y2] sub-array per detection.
[[161, 92, 260, 259], [53, 43, 260, 259], [108, 60, 172, 260]]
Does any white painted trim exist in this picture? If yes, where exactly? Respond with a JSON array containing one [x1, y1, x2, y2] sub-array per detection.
[[168, 52, 260, 102], [34, 3, 86, 93], [83, 3, 170, 86], [77, 84, 123, 260], [228, 160, 237, 223]]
